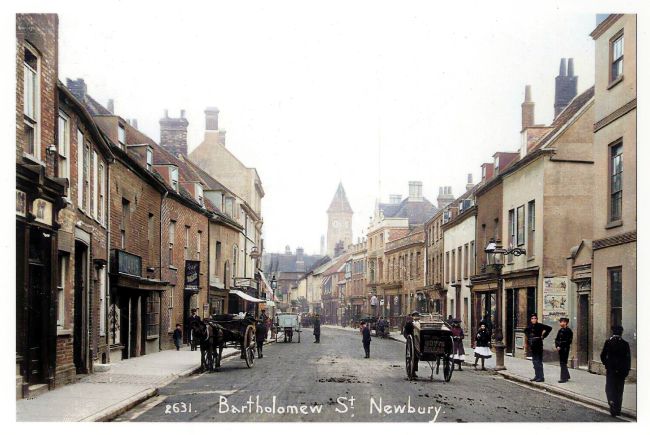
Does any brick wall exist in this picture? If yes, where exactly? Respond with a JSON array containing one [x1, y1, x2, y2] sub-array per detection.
[[160, 195, 209, 349]]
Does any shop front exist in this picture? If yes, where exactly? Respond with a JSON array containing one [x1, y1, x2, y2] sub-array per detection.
[[16, 168, 66, 395], [109, 249, 167, 360], [503, 269, 538, 358]]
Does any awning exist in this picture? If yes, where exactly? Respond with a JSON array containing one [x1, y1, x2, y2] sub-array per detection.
[[258, 269, 274, 298], [229, 289, 265, 303], [263, 300, 276, 307]]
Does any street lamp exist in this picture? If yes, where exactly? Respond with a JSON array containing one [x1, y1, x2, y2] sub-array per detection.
[[271, 275, 277, 291], [485, 239, 525, 370]]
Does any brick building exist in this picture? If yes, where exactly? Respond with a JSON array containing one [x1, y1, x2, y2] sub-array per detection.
[[55, 83, 114, 386], [384, 228, 426, 318], [16, 13, 67, 398]]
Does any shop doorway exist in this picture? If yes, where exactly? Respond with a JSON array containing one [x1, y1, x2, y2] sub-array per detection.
[[73, 241, 88, 374]]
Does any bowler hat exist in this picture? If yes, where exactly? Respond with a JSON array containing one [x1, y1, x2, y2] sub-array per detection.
[[559, 317, 569, 322]]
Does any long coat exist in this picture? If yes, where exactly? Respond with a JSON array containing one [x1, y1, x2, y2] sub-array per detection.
[[600, 335, 631, 377], [362, 326, 371, 344], [313, 319, 321, 335]]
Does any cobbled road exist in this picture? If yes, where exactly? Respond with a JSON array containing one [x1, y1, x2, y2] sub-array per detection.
[[118, 326, 618, 423]]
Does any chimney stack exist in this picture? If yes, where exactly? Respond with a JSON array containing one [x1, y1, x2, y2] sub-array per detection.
[[554, 58, 578, 118], [159, 109, 189, 157], [408, 181, 423, 202], [66, 78, 87, 102], [107, 99, 114, 114], [437, 185, 454, 209], [389, 194, 402, 204], [521, 85, 535, 131], [205, 107, 220, 131], [466, 173, 475, 191]]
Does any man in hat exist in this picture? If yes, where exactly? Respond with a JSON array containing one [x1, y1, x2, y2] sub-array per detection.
[[524, 313, 552, 382], [188, 308, 202, 351], [360, 321, 371, 358], [313, 314, 321, 343], [554, 317, 573, 383], [600, 325, 631, 417]]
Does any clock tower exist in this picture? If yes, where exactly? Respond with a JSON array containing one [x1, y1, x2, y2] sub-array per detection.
[[327, 182, 353, 257]]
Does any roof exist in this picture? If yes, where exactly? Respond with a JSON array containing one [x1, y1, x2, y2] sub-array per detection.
[[262, 252, 327, 275], [327, 182, 353, 214], [378, 196, 438, 227], [535, 86, 595, 151]]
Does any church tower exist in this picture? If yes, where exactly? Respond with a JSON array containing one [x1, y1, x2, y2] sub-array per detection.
[[327, 183, 353, 257]]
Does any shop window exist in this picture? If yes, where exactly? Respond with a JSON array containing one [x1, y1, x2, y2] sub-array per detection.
[[146, 293, 160, 338]]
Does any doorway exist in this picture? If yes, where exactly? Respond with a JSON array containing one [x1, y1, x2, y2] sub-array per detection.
[[73, 241, 88, 374], [506, 289, 516, 355], [577, 292, 590, 367]]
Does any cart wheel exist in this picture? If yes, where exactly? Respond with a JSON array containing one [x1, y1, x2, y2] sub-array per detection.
[[405, 335, 415, 380], [244, 325, 255, 348], [443, 354, 454, 382], [245, 347, 255, 368]]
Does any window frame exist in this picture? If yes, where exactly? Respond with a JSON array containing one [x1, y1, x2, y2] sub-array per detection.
[[92, 150, 98, 219], [118, 123, 126, 148], [609, 31, 624, 85], [146, 147, 153, 171], [527, 200, 535, 259], [58, 111, 71, 185], [57, 254, 67, 328], [608, 267, 623, 330], [516, 205, 525, 246], [77, 129, 85, 210], [508, 209, 515, 263], [98, 266, 106, 337], [170, 166, 179, 192], [608, 140, 623, 224], [146, 292, 160, 339], [169, 220, 176, 266], [98, 161, 106, 225], [23, 44, 40, 160]]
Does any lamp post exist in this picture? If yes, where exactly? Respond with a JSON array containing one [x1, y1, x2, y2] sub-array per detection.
[[485, 239, 525, 371]]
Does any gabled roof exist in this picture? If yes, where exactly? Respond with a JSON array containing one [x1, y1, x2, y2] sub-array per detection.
[[327, 182, 353, 214]]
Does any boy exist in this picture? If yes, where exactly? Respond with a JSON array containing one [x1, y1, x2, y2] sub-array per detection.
[[173, 324, 183, 351], [554, 317, 573, 383], [524, 313, 552, 382], [600, 325, 631, 417]]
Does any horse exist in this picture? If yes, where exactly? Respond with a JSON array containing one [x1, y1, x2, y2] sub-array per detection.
[[191, 320, 224, 371]]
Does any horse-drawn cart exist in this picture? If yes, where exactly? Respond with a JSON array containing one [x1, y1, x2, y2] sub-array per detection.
[[210, 314, 257, 368], [405, 313, 455, 382], [274, 312, 301, 343]]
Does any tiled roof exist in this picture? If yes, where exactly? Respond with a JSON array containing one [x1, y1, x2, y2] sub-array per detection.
[[263, 252, 328, 274]]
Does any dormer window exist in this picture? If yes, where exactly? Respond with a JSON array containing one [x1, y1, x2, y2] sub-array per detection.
[[146, 147, 153, 171], [118, 124, 126, 148], [170, 166, 179, 192], [494, 156, 500, 175]]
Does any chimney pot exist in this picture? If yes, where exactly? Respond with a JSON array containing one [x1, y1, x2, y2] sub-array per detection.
[[164, 109, 169, 118], [180, 109, 186, 118], [567, 58, 575, 77], [559, 58, 567, 77]]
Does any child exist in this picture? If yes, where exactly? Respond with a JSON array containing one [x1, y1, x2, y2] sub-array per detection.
[[473, 321, 492, 370], [450, 319, 465, 371], [555, 317, 573, 383], [173, 324, 183, 351]]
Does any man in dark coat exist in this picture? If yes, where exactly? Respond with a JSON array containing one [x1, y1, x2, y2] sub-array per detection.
[[600, 325, 631, 417], [188, 309, 202, 351], [524, 313, 552, 382], [313, 314, 321, 343], [554, 317, 573, 383], [402, 315, 414, 338], [255, 319, 267, 358], [361, 321, 371, 358]]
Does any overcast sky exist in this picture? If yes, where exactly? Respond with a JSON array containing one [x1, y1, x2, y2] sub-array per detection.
[[43, 1, 604, 254]]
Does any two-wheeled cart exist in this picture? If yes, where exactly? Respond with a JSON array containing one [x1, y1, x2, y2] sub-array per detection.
[[405, 313, 455, 382]]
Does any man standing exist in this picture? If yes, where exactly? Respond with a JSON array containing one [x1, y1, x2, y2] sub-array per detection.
[[255, 319, 267, 359], [524, 313, 552, 382], [361, 321, 371, 358], [313, 314, 321, 343], [554, 317, 573, 383], [188, 308, 202, 351], [600, 325, 631, 417]]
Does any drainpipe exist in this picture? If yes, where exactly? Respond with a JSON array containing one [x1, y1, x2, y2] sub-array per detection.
[[159, 190, 168, 351]]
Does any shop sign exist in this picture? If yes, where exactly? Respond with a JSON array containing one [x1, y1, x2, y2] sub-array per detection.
[[543, 276, 568, 324], [33, 198, 53, 226], [185, 260, 200, 289], [16, 190, 26, 217]]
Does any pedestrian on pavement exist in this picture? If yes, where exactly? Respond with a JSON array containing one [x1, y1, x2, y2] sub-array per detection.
[[473, 321, 492, 370], [450, 319, 465, 371], [173, 323, 183, 351], [256, 319, 267, 359], [524, 313, 553, 382], [313, 314, 321, 343], [361, 321, 371, 358], [188, 308, 202, 351], [600, 325, 631, 417], [555, 317, 573, 383]]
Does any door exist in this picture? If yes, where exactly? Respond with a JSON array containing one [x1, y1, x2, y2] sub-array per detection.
[[577, 293, 590, 367], [506, 289, 515, 354], [73, 242, 88, 374], [27, 262, 46, 383]]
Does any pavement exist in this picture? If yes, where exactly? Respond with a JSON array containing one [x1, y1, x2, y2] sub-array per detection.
[[324, 324, 637, 419], [116, 326, 620, 422], [16, 344, 239, 422]]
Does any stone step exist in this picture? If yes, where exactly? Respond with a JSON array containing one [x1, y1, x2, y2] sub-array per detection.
[[25, 383, 48, 399]]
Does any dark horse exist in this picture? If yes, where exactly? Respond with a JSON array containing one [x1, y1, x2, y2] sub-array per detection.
[[192, 320, 224, 371]]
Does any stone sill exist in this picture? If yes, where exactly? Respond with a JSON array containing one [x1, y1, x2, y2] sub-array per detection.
[[57, 328, 72, 336], [607, 75, 624, 90], [605, 220, 623, 229]]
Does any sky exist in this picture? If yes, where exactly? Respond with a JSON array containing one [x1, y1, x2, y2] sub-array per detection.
[[15, 1, 605, 255]]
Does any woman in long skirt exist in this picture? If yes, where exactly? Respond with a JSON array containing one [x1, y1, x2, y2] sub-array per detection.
[[473, 321, 492, 370], [450, 319, 465, 371]]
